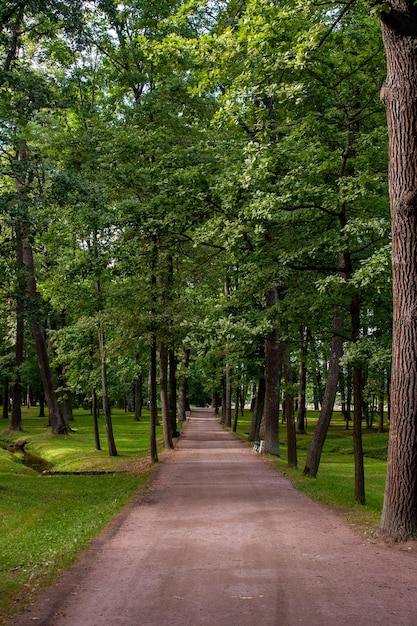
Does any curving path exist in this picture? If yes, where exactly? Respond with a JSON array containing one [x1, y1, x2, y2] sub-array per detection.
[[12, 408, 417, 625]]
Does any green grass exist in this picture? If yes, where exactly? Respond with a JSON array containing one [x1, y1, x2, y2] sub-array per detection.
[[0, 406, 165, 623], [233, 409, 389, 535]]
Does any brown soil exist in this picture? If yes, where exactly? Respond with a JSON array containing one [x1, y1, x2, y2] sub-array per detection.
[[11, 408, 417, 626]]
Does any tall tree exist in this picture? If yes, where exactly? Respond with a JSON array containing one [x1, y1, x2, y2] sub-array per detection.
[[377, 2, 417, 540]]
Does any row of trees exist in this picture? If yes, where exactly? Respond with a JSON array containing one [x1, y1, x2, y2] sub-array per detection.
[[0, 0, 416, 540]]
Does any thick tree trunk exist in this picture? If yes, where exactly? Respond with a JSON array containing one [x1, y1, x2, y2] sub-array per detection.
[[160, 341, 173, 449], [378, 6, 417, 539], [263, 288, 280, 456], [303, 315, 344, 477]]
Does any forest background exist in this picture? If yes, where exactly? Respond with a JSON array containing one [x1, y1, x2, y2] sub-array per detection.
[[1, 0, 416, 576]]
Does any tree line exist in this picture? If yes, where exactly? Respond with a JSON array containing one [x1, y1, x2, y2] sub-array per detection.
[[0, 0, 416, 541]]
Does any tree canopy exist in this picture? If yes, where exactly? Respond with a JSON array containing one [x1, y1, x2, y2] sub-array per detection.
[[2, 0, 416, 540]]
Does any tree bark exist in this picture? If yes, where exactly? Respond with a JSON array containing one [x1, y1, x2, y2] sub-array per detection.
[[2, 378, 9, 420], [134, 372, 143, 421], [10, 221, 24, 431], [378, 378, 385, 433], [23, 238, 67, 433], [160, 341, 173, 449], [149, 333, 159, 463], [283, 339, 297, 468], [224, 362, 232, 427], [263, 288, 280, 456], [249, 376, 265, 442], [232, 386, 240, 432], [92, 387, 101, 451], [169, 348, 178, 436], [177, 348, 190, 421], [16, 140, 65, 434], [98, 323, 118, 456], [377, 5, 417, 539], [303, 315, 344, 476], [351, 294, 365, 505], [353, 363, 365, 504], [296, 325, 308, 434]]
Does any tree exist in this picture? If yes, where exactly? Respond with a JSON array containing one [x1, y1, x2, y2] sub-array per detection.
[[0, 0, 86, 434], [376, 2, 417, 540]]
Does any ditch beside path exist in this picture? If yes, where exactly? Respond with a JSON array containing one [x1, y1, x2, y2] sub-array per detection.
[[12, 408, 417, 626]]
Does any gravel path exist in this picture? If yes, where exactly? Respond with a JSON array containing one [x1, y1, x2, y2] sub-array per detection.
[[12, 408, 417, 625]]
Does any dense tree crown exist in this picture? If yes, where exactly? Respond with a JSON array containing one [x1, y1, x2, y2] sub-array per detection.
[[1, 0, 415, 540]]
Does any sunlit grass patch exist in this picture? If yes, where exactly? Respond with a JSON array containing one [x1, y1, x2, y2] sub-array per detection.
[[0, 406, 161, 623]]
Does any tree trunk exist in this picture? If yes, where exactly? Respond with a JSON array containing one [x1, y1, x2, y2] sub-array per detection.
[[169, 348, 178, 437], [177, 348, 190, 421], [378, 378, 385, 433], [149, 333, 159, 463], [134, 372, 143, 421], [303, 99, 355, 474], [16, 143, 65, 434], [249, 376, 265, 442], [92, 387, 101, 451], [377, 6, 417, 539], [312, 339, 324, 410], [232, 386, 240, 433], [351, 294, 365, 505], [10, 221, 24, 431], [224, 362, 232, 427], [98, 323, 118, 456], [296, 325, 308, 434], [159, 341, 173, 449], [56, 364, 74, 423], [353, 364, 365, 504], [283, 339, 297, 468], [2, 378, 9, 420], [303, 315, 344, 477], [263, 288, 280, 456], [38, 391, 45, 418]]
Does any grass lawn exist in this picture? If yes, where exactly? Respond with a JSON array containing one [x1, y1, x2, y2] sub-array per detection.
[[0, 406, 165, 624]]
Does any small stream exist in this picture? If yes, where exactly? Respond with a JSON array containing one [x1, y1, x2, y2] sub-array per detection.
[[21, 452, 53, 473], [1, 442, 53, 473]]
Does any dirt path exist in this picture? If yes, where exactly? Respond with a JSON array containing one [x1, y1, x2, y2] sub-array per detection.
[[12, 408, 417, 626]]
